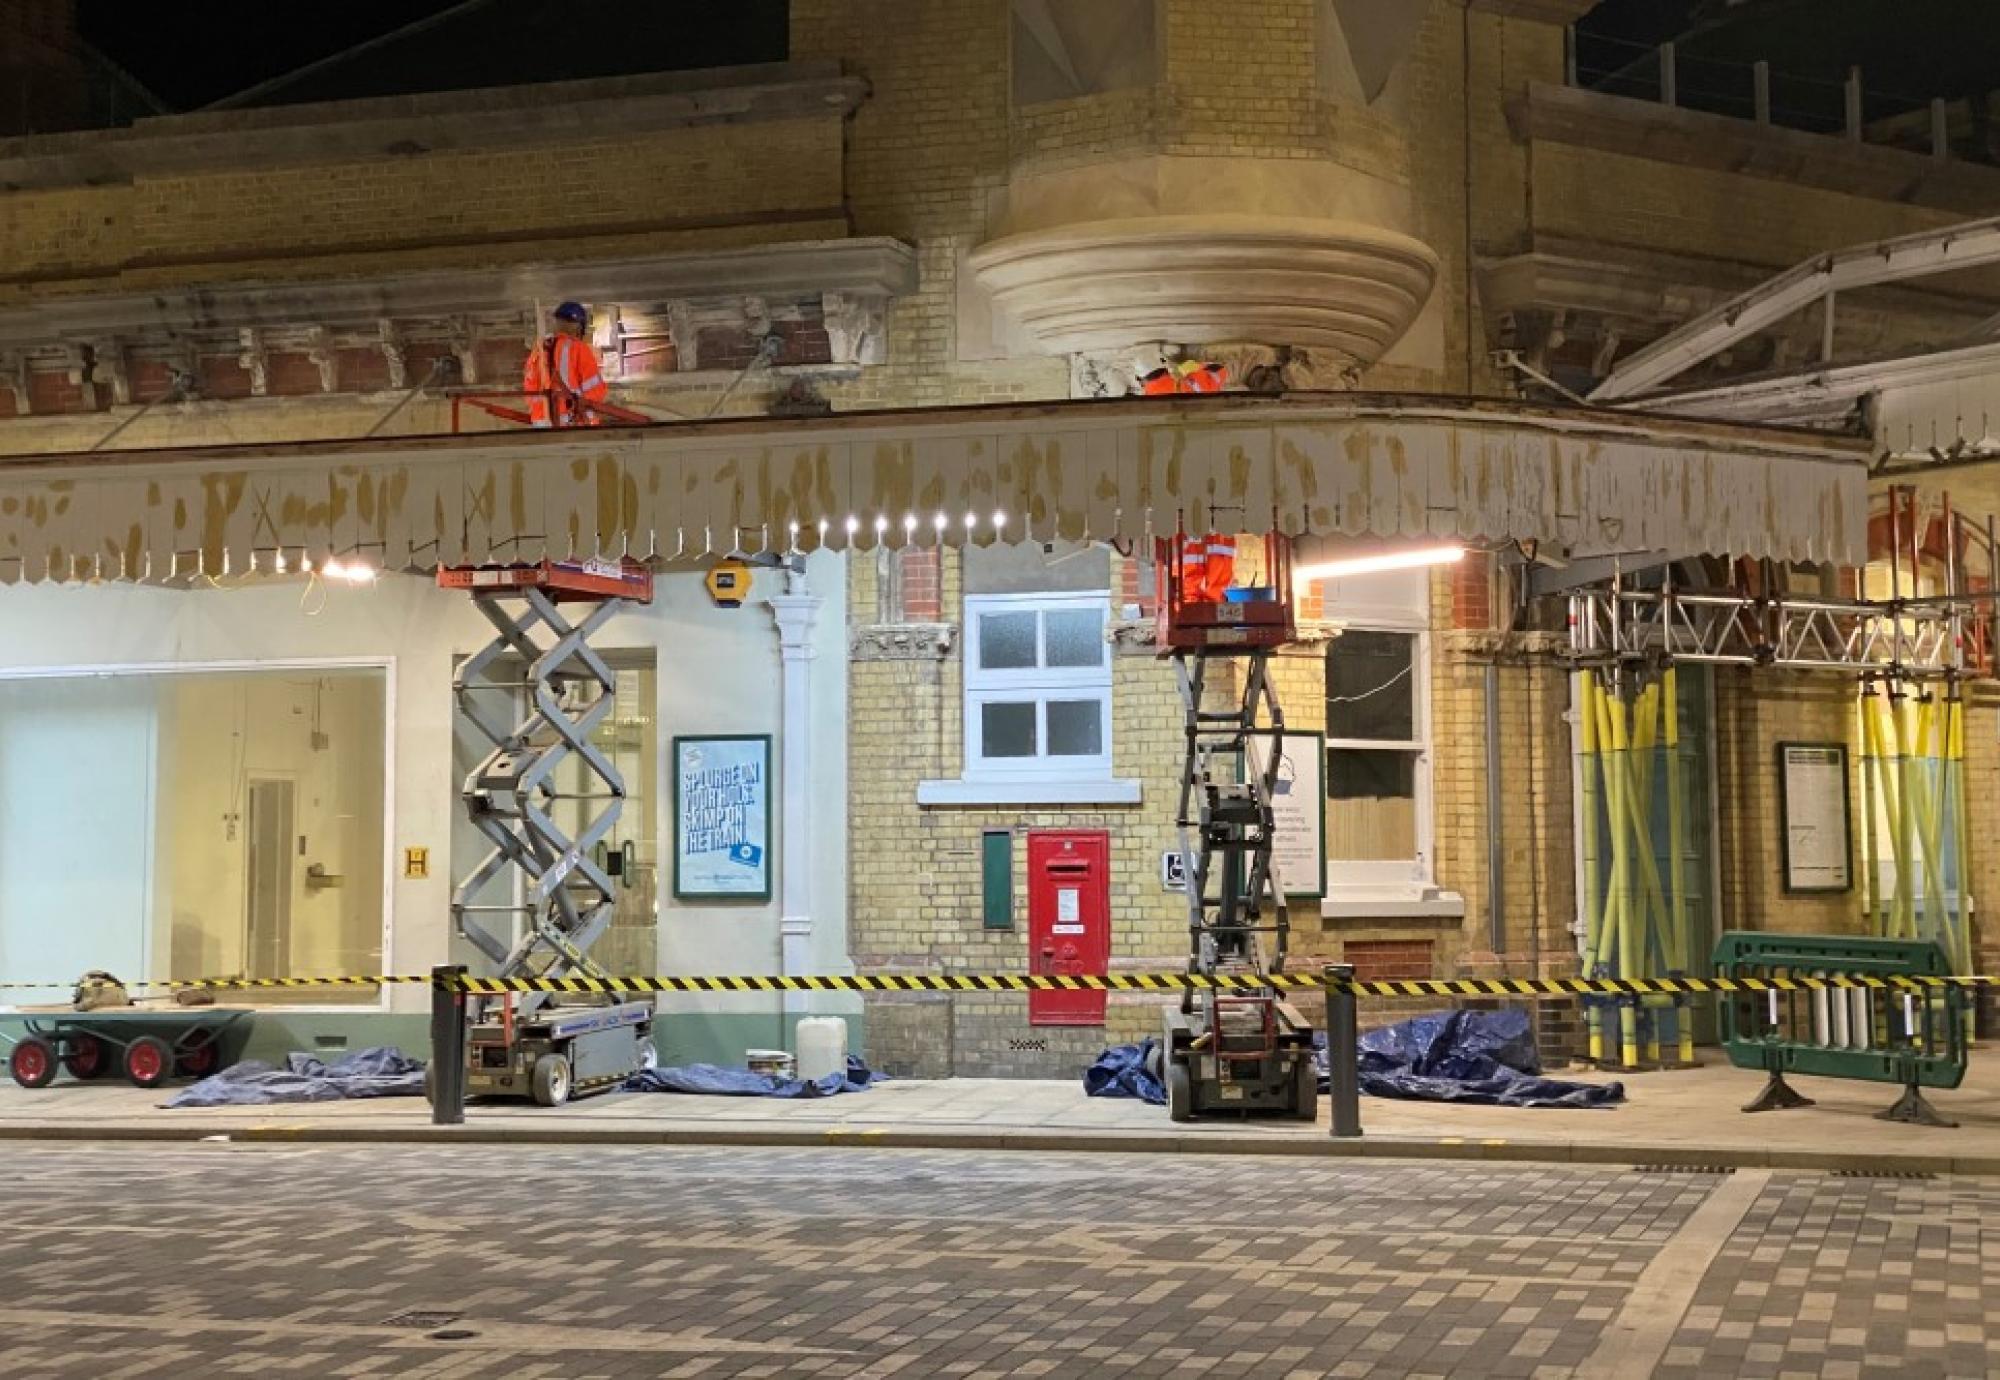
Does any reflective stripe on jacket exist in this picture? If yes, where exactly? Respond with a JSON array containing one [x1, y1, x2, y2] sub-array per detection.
[[524, 335, 610, 427]]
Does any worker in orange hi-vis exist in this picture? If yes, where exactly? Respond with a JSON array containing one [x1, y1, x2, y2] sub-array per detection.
[[524, 301, 610, 427], [1177, 360, 1228, 393], [1137, 360, 1229, 396], [1200, 531, 1237, 600]]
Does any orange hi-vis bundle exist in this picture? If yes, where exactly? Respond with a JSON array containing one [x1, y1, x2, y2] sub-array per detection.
[[1178, 532, 1237, 601]]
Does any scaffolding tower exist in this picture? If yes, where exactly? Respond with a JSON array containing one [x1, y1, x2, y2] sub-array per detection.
[[1560, 485, 1995, 1064]]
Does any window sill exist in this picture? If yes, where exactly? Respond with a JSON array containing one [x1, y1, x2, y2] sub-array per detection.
[[1319, 888, 1466, 921], [916, 777, 1143, 806]]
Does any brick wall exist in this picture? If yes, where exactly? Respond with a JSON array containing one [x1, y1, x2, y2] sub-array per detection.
[[845, 542, 1593, 1075], [1, 119, 848, 304]]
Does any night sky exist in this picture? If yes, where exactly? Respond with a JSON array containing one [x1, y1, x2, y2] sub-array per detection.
[[74, 1, 1998, 119], [79, 0, 789, 111]]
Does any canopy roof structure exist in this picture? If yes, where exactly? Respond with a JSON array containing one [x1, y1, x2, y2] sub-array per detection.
[[0, 392, 1866, 584]]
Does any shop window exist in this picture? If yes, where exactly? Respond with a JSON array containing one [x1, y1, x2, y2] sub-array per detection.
[[0, 666, 388, 1007], [1321, 567, 1436, 897], [964, 593, 1112, 780]]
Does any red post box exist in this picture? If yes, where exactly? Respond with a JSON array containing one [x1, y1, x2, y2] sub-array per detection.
[[1027, 830, 1111, 1026]]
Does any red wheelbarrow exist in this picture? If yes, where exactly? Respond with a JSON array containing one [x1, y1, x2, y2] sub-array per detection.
[[4, 1008, 252, 1089]]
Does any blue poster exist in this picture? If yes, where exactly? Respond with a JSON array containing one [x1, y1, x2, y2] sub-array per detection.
[[673, 736, 772, 899]]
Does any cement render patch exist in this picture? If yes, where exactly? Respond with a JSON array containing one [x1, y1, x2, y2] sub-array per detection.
[[1, 1058, 1995, 1172]]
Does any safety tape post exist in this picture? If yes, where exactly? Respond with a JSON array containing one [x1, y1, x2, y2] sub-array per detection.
[[3, 972, 1993, 997]]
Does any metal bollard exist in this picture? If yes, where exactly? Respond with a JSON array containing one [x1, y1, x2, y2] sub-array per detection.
[[1324, 964, 1363, 1139], [429, 964, 468, 1127]]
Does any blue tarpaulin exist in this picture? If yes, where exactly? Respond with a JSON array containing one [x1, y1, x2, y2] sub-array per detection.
[[163, 1047, 426, 1108], [624, 1055, 883, 1099], [1345, 1009, 1625, 1109], [1084, 1037, 1166, 1105], [1085, 1011, 1623, 1110]]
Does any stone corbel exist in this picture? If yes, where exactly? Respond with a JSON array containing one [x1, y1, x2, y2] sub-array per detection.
[[742, 296, 772, 340], [666, 301, 698, 372], [88, 339, 132, 406], [1070, 351, 1138, 399], [376, 319, 408, 390], [0, 351, 29, 415], [448, 316, 480, 385], [306, 327, 338, 393], [851, 623, 956, 660], [1108, 618, 1159, 653], [59, 343, 97, 411], [237, 328, 269, 396], [822, 292, 886, 366]]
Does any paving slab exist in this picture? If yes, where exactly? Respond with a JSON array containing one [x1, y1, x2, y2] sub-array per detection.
[[1, 1057, 1996, 1170]]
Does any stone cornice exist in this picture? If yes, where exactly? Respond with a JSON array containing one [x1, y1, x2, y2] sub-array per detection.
[[0, 238, 917, 351], [1510, 81, 2000, 217], [0, 62, 864, 193]]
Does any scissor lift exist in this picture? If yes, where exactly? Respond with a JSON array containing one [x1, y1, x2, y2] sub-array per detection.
[[439, 558, 656, 1106], [1153, 524, 1318, 1122]]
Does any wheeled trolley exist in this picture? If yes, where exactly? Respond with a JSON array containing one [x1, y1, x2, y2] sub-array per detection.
[[3, 1007, 252, 1089], [1154, 523, 1318, 1122], [441, 558, 657, 1107]]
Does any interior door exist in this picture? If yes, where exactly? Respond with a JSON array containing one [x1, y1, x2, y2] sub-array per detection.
[[244, 777, 296, 979]]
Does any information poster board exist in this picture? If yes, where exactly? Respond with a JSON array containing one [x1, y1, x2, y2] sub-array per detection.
[[1246, 732, 1327, 901], [1777, 741, 1851, 894], [673, 735, 773, 900]]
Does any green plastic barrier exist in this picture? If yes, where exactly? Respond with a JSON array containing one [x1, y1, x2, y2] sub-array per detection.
[[1713, 930, 1968, 1127]]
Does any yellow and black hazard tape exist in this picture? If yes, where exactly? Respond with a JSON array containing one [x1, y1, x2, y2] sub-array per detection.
[[0, 972, 1994, 997], [446, 972, 2000, 998], [0, 975, 428, 991]]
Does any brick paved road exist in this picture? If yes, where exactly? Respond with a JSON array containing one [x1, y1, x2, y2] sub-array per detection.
[[0, 1145, 1989, 1378]]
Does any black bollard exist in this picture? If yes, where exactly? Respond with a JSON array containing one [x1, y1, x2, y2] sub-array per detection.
[[1324, 964, 1362, 1139], [429, 964, 468, 1127]]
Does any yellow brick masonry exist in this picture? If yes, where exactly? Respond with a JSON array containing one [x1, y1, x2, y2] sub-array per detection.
[[2, 120, 846, 303]]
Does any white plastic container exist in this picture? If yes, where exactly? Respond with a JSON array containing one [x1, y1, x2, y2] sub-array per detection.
[[794, 1016, 849, 1083]]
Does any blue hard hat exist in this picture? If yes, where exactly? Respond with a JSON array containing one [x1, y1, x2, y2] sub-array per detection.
[[552, 301, 588, 324]]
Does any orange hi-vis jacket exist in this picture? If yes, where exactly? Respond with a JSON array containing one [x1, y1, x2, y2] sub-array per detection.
[[524, 334, 609, 427], [1175, 532, 1238, 602]]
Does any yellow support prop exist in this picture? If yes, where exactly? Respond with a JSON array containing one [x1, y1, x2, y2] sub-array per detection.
[[1577, 672, 1606, 1064]]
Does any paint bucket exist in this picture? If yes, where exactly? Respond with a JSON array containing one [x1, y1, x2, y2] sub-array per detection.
[[746, 1048, 795, 1079]]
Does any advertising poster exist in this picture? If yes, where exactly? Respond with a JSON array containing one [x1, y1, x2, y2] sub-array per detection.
[[1778, 742, 1851, 894], [673, 735, 772, 900], [1247, 731, 1327, 900]]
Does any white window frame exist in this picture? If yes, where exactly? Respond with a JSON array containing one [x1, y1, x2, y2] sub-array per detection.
[[918, 591, 1140, 806], [1318, 570, 1453, 912], [963, 592, 1113, 780]]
